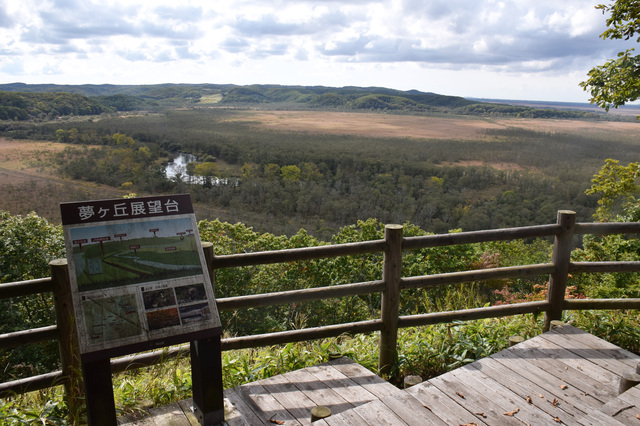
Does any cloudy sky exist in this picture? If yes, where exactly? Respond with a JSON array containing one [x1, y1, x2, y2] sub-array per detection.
[[0, 0, 635, 103]]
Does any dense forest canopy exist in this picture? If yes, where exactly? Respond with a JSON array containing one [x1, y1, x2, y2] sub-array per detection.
[[3, 108, 638, 238], [0, 83, 638, 238]]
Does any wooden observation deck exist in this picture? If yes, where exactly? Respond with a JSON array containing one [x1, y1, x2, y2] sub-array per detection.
[[119, 324, 640, 425]]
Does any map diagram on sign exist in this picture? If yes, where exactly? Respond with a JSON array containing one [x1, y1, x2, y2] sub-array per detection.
[[83, 294, 141, 343], [61, 195, 221, 355]]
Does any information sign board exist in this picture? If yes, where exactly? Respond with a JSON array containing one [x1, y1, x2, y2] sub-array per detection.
[[61, 194, 221, 359]]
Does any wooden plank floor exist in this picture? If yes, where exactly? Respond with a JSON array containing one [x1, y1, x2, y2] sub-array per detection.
[[119, 324, 640, 425], [407, 324, 640, 425]]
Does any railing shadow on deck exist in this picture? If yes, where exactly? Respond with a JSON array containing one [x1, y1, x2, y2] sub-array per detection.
[[1, 210, 640, 416]]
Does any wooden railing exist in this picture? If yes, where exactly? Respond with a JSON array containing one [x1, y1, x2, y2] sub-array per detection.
[[2, 210, 640, 408]]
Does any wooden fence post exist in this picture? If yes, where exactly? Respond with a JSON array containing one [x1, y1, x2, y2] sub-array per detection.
[[202, 242, 215, 294], [544, 210, 576, 331], [50, 259, 83, 421], [379, 224, 403, 377]]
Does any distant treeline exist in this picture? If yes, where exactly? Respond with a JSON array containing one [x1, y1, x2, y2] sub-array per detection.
[[0, 83, 609, 121]]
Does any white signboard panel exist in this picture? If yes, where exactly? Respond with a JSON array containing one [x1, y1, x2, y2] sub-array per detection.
[[61, 194, 221, 357]]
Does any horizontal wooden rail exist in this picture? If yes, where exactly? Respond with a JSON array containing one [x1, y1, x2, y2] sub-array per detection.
[[221, 319, 383, 351], [0, 325, 59, 350], [0, 277, 52, 298], [212, 240, 385, 268], [570, 261, 640, 274], [0, 371, 63, 399], [564, 298, 640, 310], [211, 224, 560, 270], [397, 301, 550, 328], [111, 346, 191, 374], [216, 280, 385, 311], [400, 264, 555, 291], [401, 224, 560, 250], [574, 222, 640, 235]]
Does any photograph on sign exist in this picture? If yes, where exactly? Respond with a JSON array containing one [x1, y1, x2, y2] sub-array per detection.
[[61, 195, 221, 355]]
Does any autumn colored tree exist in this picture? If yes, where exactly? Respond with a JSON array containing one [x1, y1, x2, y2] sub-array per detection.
[[241, 162, 259, 180], [263, 163, 281, 181]]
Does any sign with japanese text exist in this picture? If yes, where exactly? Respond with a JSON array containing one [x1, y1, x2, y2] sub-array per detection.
[[61, 194, 221, 358]]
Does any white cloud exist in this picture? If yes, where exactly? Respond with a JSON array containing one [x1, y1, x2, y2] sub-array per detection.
[[0, 0, 635, 102]]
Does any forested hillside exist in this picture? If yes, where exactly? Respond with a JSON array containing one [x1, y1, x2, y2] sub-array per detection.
[[0, 91, 110, 121], [0, 83, 609, 120]]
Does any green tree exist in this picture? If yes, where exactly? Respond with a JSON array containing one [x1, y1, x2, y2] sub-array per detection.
[[580, 0, 640, 110], [241, 162, 259, 180], [301, 162, 323, 181], [572, 159, 640, 298], [0, 211, 64, 283], [281, 165, 301, 182], [111, 132, 135, 147], [0, 211, 65, 381], [186, 161, 198, 178], [55, 129, 68, 143], [263, 163, 281, 181], [194, 161, 218, 186], [585, 158, 639, 221], [55, 128, 79, 143]]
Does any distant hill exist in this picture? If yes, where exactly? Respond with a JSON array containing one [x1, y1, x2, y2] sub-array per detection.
[[0, 83, 608, 121], [471, 97, 640, 117], [0, 90, 110, 120], [217, 85, 475, 109], [0, 82, 229, 97]]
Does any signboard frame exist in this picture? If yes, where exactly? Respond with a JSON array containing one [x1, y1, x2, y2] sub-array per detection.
[[61, 194, 224, 425]]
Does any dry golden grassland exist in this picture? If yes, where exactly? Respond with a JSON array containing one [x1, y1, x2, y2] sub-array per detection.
[[227, 110, 640, 170], [228, 110, 640, 140], [0, 138, 68, 179], [0, 138, 125, 221]]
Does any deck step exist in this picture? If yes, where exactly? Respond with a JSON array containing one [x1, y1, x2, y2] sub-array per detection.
[[578, 385, 640, 425], [222, 356, 440, 425]]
